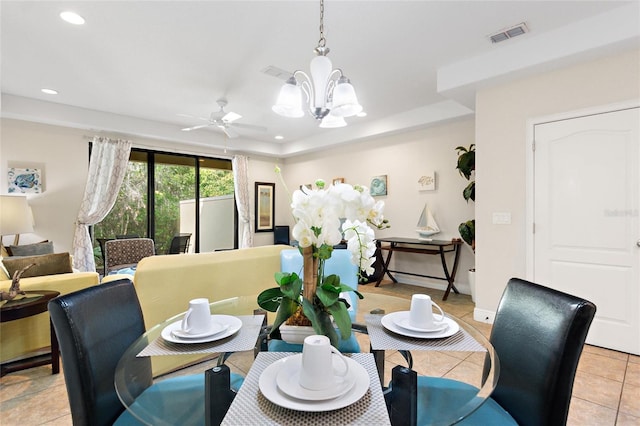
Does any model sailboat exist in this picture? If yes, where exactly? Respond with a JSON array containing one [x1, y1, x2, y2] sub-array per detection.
[[416, 205, 440, 240]]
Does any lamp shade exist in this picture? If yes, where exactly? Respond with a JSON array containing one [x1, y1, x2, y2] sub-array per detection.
[[0, 195, 34, 236], [331, 77, 363, 117], [319, 114, 347, 128], [272, 77, 304, 118]]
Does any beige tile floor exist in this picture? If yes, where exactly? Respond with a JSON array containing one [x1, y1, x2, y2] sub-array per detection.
[[1, 281, 638, 425]]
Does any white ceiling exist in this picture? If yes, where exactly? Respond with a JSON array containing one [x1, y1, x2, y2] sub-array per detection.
[[1, 1, 638, 158]]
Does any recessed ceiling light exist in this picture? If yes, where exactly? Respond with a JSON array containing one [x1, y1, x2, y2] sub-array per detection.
[[60, 11, 85, 25], [41, 88, 58, 95], [274, 135, 284, 140], [356, 111, 367, 117]]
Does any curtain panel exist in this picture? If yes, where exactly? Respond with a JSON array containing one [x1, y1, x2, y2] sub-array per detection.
[[232, 155, 253, 248], [72, 137, 132, 272]]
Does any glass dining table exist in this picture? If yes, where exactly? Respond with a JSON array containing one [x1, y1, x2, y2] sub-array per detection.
[[115, 293, 499, 426]]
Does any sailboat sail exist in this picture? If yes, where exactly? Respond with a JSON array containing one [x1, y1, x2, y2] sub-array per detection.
[[416, 205, 440, 240]]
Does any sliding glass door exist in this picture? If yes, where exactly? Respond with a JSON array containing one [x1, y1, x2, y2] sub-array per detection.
[[93, 149, 236, 270]]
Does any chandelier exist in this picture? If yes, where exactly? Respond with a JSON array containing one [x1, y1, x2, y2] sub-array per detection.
[[272, 0, 362, 128]]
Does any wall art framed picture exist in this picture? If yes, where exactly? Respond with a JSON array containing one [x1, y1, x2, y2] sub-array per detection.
[[8, 168, 42, 193], [417, 171, 436, 191], [370, 175, 388, 196], [255, 182, 275, 232]]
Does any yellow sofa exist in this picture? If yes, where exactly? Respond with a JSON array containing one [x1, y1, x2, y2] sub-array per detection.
[[0, 270, 99, 364], [128, 245, 292, 329]]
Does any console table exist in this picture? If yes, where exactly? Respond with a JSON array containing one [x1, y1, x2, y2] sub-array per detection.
[[0, 290, 60, 376], [375, 237, 462, 300]]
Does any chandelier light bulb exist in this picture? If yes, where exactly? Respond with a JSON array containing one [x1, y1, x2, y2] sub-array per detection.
[[331, 77, 362, 117], [272, 77, 304, 118], [319, 114, 347, 128]]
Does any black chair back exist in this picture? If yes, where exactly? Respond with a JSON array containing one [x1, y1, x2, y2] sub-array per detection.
[[274, 225, 290, 245], [168, 233, 191, 254], [487, 278, 596, 426], [48, 279, 152, 426]]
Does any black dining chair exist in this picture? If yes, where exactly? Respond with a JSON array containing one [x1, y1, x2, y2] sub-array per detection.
[[404, 278, 597, 426], [49, 278, 243, 426]]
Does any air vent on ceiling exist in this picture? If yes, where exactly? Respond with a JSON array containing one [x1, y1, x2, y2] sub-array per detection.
[[262, 65, 293, 81], [489, 22, 529, 43]]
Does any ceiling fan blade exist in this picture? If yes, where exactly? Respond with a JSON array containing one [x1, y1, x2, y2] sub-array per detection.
[[232, 122, 268, 132], [222, 111, 242, 123], [177, 113, 209, 121], [181, 123, 211, 132]]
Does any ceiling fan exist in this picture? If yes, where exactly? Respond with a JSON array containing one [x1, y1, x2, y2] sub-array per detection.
[[180, 98, 266, 138]]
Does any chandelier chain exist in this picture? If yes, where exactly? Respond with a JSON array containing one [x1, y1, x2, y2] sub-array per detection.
[[318, 0, 326, 48]]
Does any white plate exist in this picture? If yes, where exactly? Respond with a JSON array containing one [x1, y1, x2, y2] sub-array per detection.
[[171, 321, 228, 339], [275, 354, 356, 401], [259, 355, 369, 412], [393, 316, 448, 333], [381, 311, 460, 339], [161, 315, 242, 344]]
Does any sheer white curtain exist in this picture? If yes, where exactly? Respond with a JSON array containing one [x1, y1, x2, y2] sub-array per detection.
[[232, 155, 253, 248], [72, 137, 132, 272]]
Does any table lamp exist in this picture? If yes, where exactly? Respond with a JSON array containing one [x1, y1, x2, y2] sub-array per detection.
[[0, 194, 34, 248]]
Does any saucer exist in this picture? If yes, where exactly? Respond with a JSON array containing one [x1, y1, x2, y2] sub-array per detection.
[[394, 316, 448, 333], [161, 315, 242, 344], [259, 355, 369, 412], [171, 321, 228, 339], [275, 354, 356, 401], [381, 311, 460, 339]]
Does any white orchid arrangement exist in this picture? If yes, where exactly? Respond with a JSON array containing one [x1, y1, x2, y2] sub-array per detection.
[[291, 179, 387, 278], [258, 173, 389, 346]]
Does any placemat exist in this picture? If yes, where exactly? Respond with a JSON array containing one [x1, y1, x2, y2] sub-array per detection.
[[365, 314, 486, 352], [221, 352, 391, 426], [137, 315, 264, 357]]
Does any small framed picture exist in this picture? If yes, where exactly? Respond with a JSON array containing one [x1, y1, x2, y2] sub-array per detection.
[[417, 172, 436, 191], [255, 182, 275, 232], [333, 177, 345, 185], [8, 168, 42, 193], [370, 175, 387, 196]]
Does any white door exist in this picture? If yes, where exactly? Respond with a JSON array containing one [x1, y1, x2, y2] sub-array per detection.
[[534, 107, 640, 355]]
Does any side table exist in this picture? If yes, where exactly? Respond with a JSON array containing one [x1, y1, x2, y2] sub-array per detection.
[[0, 290, 60, 377]]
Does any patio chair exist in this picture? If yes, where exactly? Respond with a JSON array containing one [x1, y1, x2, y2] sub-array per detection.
[[168, 233, 191, 254], [104, 238, 155, 275]]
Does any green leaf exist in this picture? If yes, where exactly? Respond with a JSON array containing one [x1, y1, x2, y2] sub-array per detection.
[[302, 299, 339, 346], [327, 301, 352, 340], [257, 287, 284, 312], [274, 271, 302, 300], [316, 244, 333, 260], [317, 284, 340, 306], [322, 274, 341, 287], [459, 220, 475, 247], [463, 181, 475, 202], [338, 284, 364, 299], [269, 297, 298, 338]]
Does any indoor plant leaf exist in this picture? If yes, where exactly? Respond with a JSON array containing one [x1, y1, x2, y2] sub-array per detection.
[[269, 296, 299, 338], [257, 287, 284, 312], [327, 301, 352, 340]]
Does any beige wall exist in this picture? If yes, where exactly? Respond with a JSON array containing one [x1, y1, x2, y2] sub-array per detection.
[[0, 119, 281, 252], [282, 119, 477, 293], [475, 49, 640, 319]]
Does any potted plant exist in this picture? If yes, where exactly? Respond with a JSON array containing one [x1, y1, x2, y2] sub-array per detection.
[[257, 177, 389, 347], [455, 144, 476, 301]]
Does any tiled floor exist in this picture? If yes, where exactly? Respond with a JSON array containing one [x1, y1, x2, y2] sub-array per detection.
[[1, 281, 638, 425]]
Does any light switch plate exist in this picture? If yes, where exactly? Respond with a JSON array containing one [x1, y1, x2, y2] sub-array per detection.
[[492, 212, 511, 225]]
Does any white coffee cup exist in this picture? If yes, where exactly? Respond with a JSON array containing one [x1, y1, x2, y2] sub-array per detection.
[[181, 298, 212, 335], [409, 294, 445, 330], [298, 335, 350, 391]]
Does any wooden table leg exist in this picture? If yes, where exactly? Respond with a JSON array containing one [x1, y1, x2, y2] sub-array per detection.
[[440, 245, 461, 300], [376, 243, 397, 287]]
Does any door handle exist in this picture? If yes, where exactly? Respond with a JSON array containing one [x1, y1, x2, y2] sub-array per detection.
[[637, 239, 640, 247]]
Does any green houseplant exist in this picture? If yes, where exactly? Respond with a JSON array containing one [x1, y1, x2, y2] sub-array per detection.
[[257, 178, 388, 347], [455, 144, 475, 251], [456, 144, 476, 301]]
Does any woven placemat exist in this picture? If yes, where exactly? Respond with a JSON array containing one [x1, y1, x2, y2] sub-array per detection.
[[365, 314, 486, 352], [136, 315, 264, 357], [221, 352, 391, 426]]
